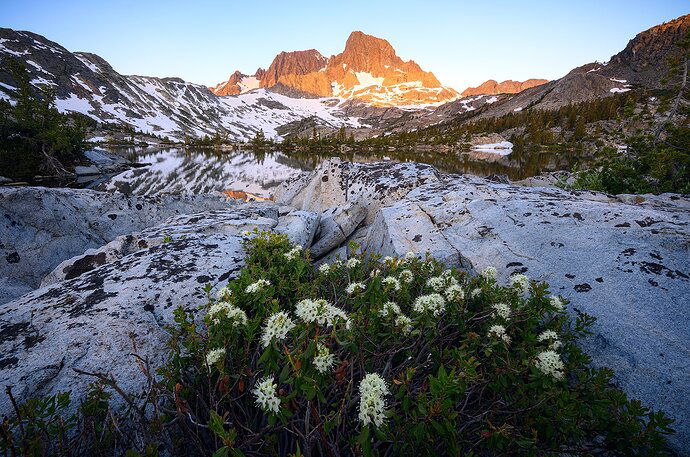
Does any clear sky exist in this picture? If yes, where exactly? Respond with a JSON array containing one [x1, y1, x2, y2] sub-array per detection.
[[2, 0, 687, 91]]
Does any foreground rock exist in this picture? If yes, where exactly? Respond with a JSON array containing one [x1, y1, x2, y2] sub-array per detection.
[[276, 160, 690, 452], [0, 203, 279, 417], [0, 187, 231, 304]]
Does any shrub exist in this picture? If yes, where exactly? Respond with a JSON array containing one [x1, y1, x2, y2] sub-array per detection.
[[1, 232, 675, 456]]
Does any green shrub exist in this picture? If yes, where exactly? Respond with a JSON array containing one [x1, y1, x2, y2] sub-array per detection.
[[1, 232, 675, 456]]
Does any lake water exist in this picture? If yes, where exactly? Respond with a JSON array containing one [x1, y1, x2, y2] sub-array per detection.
[[97, 146, 587, 199]]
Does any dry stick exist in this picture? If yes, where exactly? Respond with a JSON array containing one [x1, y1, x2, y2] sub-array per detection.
[[4, 387, 26, 456]]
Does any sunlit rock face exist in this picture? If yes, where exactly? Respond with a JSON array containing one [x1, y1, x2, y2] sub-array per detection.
[[212, 31, 459, 107], [461, 79, 548, 97]]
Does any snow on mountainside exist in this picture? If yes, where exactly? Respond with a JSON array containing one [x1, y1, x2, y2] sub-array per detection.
[[0, 28, 363, 140]]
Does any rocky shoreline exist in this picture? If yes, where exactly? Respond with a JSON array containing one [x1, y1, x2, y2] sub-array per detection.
[[1, 159, 688, 452]]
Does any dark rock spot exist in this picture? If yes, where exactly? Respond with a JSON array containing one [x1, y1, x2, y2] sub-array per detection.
[[144, 304, 154, 312], [572, 212, 584, 221], [5, 252, 19, 264], [136, 203, 143, 210], [321, 175, 329, 182], [412, 234, 422, 242], [615, 222, 631, 228], [621, 248, 636, 257], [107, 214, 117, 220], [64, 252, 107, 280], [506, 262, 523, 268], [595, 277, 604, 283], [574, 283, 592, 292], [0, 357, 18, 369], [196, 275, 211, 284], [565, 273, 576, 279]]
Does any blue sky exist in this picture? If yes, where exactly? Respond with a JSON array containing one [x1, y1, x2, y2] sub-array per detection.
[[2, 0, 687, 90]]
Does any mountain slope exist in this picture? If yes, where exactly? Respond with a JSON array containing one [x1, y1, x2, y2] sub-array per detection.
[[466, 14, 690, 120], [212, 31, 459, 107], [0, 28, 364, 140]]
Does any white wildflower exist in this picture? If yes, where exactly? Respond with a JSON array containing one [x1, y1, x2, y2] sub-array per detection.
[[379, 301, 401, 317], [445, 284, 465, 302], [383, 256, 394, 264], [412, 293, 446, 316], [491, 303, 511, 321], [346, 258, 361, 269], [346, 282, 366, 295], [240, 230, 251, 237], [318, 263, 331, 274], [403, 251, 417, 264], [295, 299, 350, 329], [535, 350, 565, 380], [369, 268, 381, 278], [382, 276, 401, 291], [510, 274, 530, 294], [394, 314, 413, 335], [487, 324, 510, 344], [313, 344, 335, 374], [216, 286, 232, 301], [253, 376, 281, 413], [426, 276, 445, 292], [358, 373, 389, 427], [549, 295, 564, 310], [471, 288, 482, 299], [206, 348, 226, 366], [260, 311, 296, 347], [537, 330, 562, 350], [399, 269, 413, 284], [283, 246, 302, 260], [207, 301, 248, 327], [481, 266, 497, 280], [246, 278, 270, 294]]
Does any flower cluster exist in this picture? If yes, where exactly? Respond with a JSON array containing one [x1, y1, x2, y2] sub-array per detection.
[[535, 350, 565, 380], [379, 301, 401, 317], [537, 330, 562, 349], [347, 258, 361, 269], [358, 373, 389, 427], [206, 348, 226, 366], [491, 303, 511, 321], [413, 293, 446, 316], [481, 266, 497, 280], [399, 269, 414, 284], [346, 282, 366, 295], [216, 286, 232, 301], [313, 344, 336, 374], [246, 278, 270, 294], [260, 311, 296, 347], [549, 295, 564, 310], [471, 287, 482, 299], [283, 245, 302, 261], [382, 276, 401, 291], [510, 274, 530, 294], [403, 251, 417, 263], [295, 298, 350, 329], [394, 314, 413, 335], [253, 376, 281, 413], [207, 301, 248, 327], [487, 324, 510, 344], [318, 263, 331, 274], [445, 284, 465, 302]]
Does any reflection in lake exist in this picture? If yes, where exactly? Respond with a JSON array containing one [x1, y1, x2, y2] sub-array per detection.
[[99, 146, 588, 198]]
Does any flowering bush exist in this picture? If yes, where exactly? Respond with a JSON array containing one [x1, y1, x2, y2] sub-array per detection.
[[160, 231, 673, 456], [1, 231, 674, 456]]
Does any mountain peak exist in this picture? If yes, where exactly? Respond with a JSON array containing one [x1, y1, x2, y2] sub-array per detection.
[[211, 30, 457, 106], [461, 79, 548, 97]]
